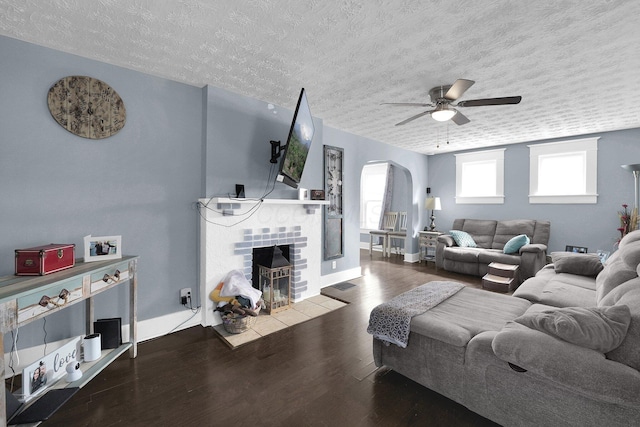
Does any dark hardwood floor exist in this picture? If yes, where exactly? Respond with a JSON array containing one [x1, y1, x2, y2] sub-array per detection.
[[42, 251, 499, 427]]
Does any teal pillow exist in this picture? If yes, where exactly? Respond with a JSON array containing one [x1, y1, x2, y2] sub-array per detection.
[[503, 234, 530, 254], [449, 230, 477, 248]]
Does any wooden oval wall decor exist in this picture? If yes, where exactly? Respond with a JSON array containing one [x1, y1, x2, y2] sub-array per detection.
[[47, 76, 126, 139]]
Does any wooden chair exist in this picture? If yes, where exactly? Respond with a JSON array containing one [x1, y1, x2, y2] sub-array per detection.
[[388, 211, 408, 255], [369, 212, 398, 257]]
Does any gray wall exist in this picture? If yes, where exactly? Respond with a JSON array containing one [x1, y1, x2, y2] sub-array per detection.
[[427, 128, 640, 254], [204, 85, 324, 199], [0, 36, 203, 348]]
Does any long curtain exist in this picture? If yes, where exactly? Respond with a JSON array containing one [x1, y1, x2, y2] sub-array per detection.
[[377, 163, 394, 231]]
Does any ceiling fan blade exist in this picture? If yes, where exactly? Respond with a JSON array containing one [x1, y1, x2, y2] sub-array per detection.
[[451, 111, 470, 125], [381, 102, 433, 107], [456, 96, 522, 107], [395, 110, 433, 126], [444, 79, 475, 101]]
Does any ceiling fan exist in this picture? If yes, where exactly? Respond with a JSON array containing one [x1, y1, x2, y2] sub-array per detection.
[[382, 79, 521, 126]]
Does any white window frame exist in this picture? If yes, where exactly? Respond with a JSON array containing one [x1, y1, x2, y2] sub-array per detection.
[[528, 137, 599, 204], [455, 148, 505, 204]]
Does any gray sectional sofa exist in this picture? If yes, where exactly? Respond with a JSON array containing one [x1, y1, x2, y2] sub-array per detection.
[[436, 218, 550, 281], [372, 229, 640, 427]]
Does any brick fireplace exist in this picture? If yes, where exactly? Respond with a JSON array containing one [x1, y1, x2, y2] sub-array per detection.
[[199, 198, 326, 327]]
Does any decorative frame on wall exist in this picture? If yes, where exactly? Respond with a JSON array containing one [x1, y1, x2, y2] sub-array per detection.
[[324, 145, 344, 260], [47, 75, 126, 139]]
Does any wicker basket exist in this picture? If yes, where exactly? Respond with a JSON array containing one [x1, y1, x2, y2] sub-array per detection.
[[220, 304, 261, 334]]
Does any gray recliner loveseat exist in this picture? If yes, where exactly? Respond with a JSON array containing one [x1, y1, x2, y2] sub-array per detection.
[[436, 218, 551, 282]]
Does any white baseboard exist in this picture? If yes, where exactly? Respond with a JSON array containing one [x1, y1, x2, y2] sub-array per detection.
[[403, 252, 420, 263], [320, 266, 362, 287], [359, 242, 420, 263]]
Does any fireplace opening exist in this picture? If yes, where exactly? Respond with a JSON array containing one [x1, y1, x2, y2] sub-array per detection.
[[252, 245, 290, 289]]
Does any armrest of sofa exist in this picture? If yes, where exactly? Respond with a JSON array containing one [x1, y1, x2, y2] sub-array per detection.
[[437, 234, 455, 247], [519, 243, 547, 254], [435, 235, 455, 269], [518, 244, 548, 280], [492, 322, 640, 407]]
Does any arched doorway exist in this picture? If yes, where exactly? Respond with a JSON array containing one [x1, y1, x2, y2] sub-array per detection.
[[359, 161, 415, 262]]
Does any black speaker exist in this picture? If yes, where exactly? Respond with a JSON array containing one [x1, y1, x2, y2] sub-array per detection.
[[94, 318, 122, 349], [426, 187, 431, 194], [235, 184, 245, 198]]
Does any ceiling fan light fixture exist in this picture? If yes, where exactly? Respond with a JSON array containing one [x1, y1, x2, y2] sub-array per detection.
[[431, 106, 456, 122]]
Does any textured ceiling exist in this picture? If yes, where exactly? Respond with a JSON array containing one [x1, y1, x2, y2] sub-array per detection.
[[2, 0, 640, 155]]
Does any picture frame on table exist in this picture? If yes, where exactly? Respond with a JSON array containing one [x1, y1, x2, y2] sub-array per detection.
[[22, 336, 81, 400], [84, 235, 122, 262], [565, 245, 588, 254], [596, 249, 610, 264]]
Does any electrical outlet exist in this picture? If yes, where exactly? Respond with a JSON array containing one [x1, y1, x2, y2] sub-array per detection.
[[180, 288, 191, 304], [332, 260, 337, 269]]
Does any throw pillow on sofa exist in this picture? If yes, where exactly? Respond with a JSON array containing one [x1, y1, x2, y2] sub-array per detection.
[[514, 305, 631, 353], [503, 234, 530, 254], [551, 252, 604, 277], [449, 230, 477, 247]]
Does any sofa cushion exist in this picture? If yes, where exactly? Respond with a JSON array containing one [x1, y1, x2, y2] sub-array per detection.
[[453, 219, 497, 249], [595, 243, 640, 303], [503, 234, 530, 254], [531, 220, 552, 245], [598, 277, 640, 370], [515, 276, 596, 307], [410, 287, 530, 347], [514, 305, 631, 353], [551, 252, 604, 277], [620, 241, 640, 270], [449, 230, 477, 247], [619, 229, 640, 248], [443, 247, 483, 263], [512, 273, 554, 303], [492, 219, 536, 250]]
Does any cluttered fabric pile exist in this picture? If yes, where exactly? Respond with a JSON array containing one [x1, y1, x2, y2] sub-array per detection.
[[210, 270, 263, 333]]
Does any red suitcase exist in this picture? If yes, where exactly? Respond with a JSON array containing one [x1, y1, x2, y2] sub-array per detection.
[[15, 244, 76, 276]]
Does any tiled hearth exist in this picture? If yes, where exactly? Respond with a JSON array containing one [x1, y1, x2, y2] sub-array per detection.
[[199, 198, 326, 327], [213, 294, 346, 348], [240, 227, 306, 299]]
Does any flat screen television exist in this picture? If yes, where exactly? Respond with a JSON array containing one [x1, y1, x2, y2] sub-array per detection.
[[275, 88, 315, 189]]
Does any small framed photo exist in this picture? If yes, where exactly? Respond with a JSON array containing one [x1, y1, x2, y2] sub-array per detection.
[[310, 189, 325, 200], [565, 245, 588, 253], [84, 235, 122, 262], [597, 250, 610, 264], [28, 361, 47, 395]]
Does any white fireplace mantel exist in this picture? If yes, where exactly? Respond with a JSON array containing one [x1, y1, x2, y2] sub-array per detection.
[[201, 198, 329, 215], [203, 197, 329, 205]]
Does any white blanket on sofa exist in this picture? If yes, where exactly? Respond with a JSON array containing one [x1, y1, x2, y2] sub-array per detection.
[[367, 281, 465, 348]]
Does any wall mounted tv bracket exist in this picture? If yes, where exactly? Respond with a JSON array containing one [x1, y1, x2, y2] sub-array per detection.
[[270, 140, 285, 163]]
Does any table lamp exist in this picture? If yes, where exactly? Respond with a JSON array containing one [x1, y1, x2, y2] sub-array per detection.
[[425, 197, 442, 231]]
